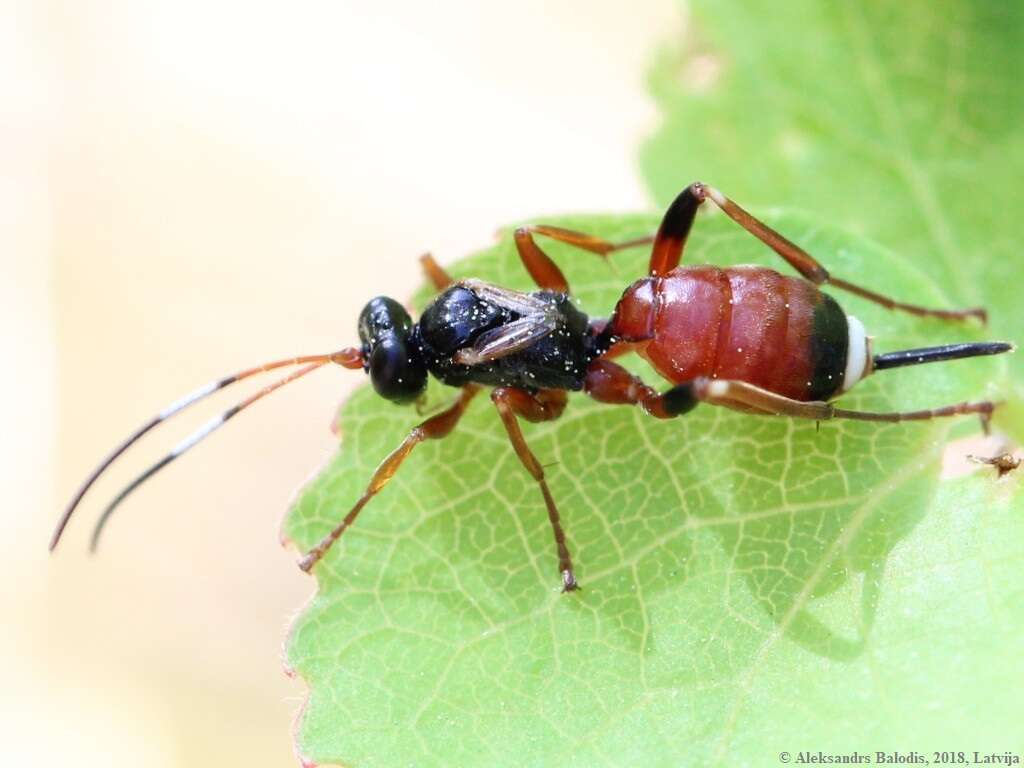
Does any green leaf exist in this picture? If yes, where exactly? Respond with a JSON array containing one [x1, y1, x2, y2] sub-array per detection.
[[284, 213, 1019, 767], [641, 0, 1024, 437]]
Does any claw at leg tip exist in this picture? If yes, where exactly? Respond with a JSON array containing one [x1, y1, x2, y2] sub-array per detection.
[[561, 570, 581, 593]]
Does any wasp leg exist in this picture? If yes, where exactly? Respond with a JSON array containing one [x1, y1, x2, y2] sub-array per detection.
[[298, 385, 480, 573], [660, 181, 986, 322], [652, 182, 829, 282], [420, 252, 455, 292], [583, 359, 697, 418], [514, 225, 654, 293], [689, 377, 997, 433], [490, 387, 580, 592], [648, 185, 705, 277], [586, 363, 997, 432]]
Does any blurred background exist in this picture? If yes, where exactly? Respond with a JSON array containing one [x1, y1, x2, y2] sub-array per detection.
[[3, 1, 677, 764]]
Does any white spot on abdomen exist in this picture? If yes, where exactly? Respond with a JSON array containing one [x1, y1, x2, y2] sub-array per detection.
[[842, 315, 869, 392]]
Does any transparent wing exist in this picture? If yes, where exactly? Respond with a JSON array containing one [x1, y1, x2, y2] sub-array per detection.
[[453, 315, 557, 365], [458, 279, 555, 317]]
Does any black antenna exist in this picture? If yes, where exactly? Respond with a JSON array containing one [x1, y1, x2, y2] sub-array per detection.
[[88, 361, 327, 551], [51, 348, 363, 552]]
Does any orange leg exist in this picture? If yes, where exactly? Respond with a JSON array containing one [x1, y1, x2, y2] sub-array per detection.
[[420, 252, 454, 292], [513, 225, 654, 293], [651, 182, 986, 322], [490, 387, 580, 592], [690, 377, 997, 433], [584, 359, 997, 433], [299, 385, 480, 573], [583, 359, 696, 419]]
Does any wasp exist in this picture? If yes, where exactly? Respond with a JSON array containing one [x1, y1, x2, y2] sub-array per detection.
[[51, 182, 1014, 592]]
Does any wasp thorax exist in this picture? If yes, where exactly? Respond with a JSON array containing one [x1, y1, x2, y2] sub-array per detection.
[[418, 286, 505, 355], [357, 296, 427, 404]]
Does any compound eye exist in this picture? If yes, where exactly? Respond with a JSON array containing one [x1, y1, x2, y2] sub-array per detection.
[[368, 335, 427, 404], [358, 296, 413, 347]]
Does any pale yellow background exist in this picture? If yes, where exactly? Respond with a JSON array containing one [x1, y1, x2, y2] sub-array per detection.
[[3, 1, 678, 765]]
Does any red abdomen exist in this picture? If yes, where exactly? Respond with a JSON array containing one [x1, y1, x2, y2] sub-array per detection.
[[609, 266, 849, 401]]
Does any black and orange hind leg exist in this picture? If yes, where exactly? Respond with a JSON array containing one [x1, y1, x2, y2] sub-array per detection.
[[514, 225, 654, 293], [583, 359, 698, 419], [689, 377, 997, 434], [653, 182, 986, 322], [298, 385, 480, 573], [490, 387, 582, 592], [583, 359, 997, 432]]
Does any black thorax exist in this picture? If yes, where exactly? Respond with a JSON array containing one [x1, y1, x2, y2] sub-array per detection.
[[415, 283, 596, 391]]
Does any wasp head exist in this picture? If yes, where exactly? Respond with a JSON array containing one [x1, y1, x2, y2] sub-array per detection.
[[357, 296, 428, 404]]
